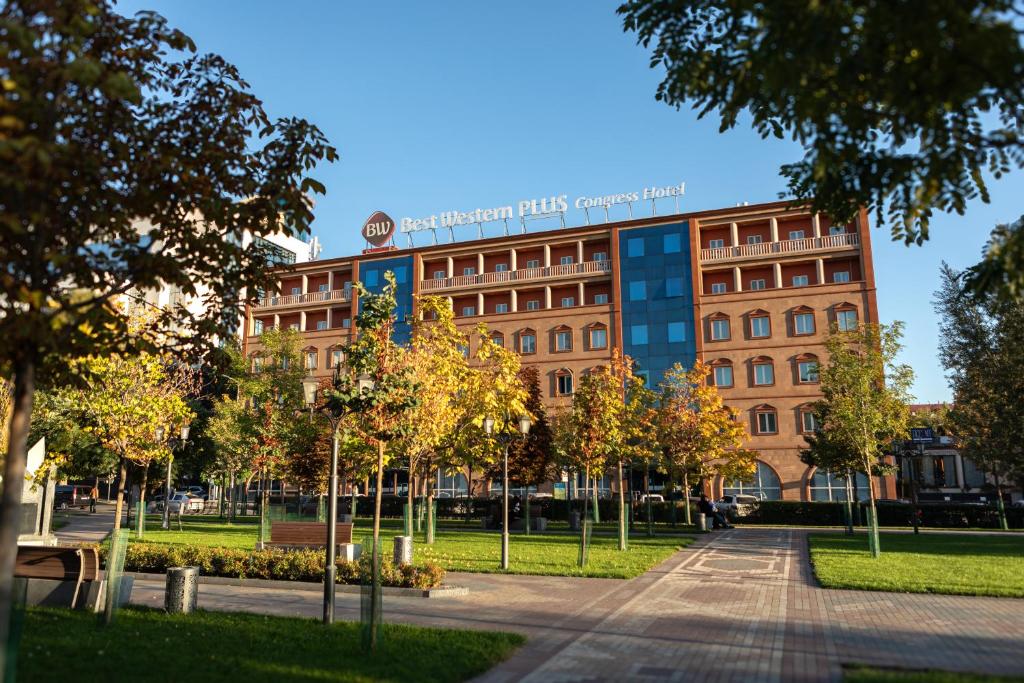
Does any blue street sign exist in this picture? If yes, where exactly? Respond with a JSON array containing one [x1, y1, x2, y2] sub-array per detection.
[[910, 427, 934, 444]]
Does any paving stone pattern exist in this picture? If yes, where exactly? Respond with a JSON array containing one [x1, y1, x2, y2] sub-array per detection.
[[128, 529, 1024, 682]]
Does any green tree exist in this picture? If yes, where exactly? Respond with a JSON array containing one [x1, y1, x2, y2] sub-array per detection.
[[619, 1, 1024, 298], [488, 365, 555, 497], [817, 323, 915, 556], [0, 0, 336, 652], [800, 403, 863, 536], [27, 390, 118, 487], [935, 263, 1024, 528], [324, 273, 419, 650], [658, 361, 756, 526]]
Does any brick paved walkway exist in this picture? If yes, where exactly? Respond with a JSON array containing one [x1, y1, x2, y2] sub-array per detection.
[[129, 528, 1024, 682]]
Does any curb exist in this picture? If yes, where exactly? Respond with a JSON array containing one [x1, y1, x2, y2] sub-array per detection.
[[125, 572, 468, 598]]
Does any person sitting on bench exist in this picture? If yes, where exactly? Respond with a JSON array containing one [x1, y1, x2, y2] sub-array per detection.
[[698, 494, 733, 529]]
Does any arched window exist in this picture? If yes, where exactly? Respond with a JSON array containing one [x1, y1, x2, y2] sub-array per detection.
[[791, 306, 816, 336], [751, 356, 775, 386], [303, 346, 318, 374], [250, 354, 265, 373], [748, 309, 771, 339], [490, 331, 504, 348], [708, 312, 731, 341], [553, 325, 573, 352], [833, 302, 859, 331], [808, 469, 869, 502], [587, 323, 608, 350], [709, 358, 734, 388], [795, 353, 820, 384], [327, 346, 345, 370], [555, 368, 574, 396], [752, 404, 777, 435], [517, 328, 536, 355], [798, 404, 820, 434], [723, 461, 782, 500]]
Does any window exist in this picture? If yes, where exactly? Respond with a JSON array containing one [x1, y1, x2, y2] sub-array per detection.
[[589, 326, 608, 349], [749, 279, 766, 291], [433, 270, 446, 280], [713, 364, 733, 388], [635, 371, 650, 387], [364, 270, 379, 287], [556, 371, 574, 395], [593, 251, 608, 262], [724, 461, 782, 501], [280, 356, 290, 370], [526, 300, 540, 311], [594, 293, 609, 305], [629, 281, 646, 301], [291, 286, 301, 296], [801, 409, 820, 433], [833, 271, 850, 283], [829, 225, 846, 235], [458, 344, 469, 359], [788, 230, 805, 240], [254, 319, 264, 335], [747, 234, 763, 245], [666, 277, 683, 297], [491, 332, 504, 348], [461, 306, 476, 316], [495, 303, 509, 314], [664, 233, 681, 253], [809, 469, 869, 502], [798, 358, 820, 383], [756, 410, 778, 434], [710, 317, 730, 341], [631, 324, 648, 345], [836, 308, 858, 331], [708, 238, 725, 249], [794, 311, 815, 335], [519, 331, 536, 354], [667, 322, 686, 343], [341, 318, 351, 329], [750, 315, 770, 338], [330, 348, 344, 369], [753, 359, 774, 386], [392, 266, 408, 284], [495, 263, 508, 272], [435, 472, 468, 498], [463, 267, 476, 276], [558, 297, 573, 308], [560, 255, 574, 266], [251, 356, 264, 373], [627, 237, 644, 257], [526, 259, 540, 268], [288, 323, 299, 331], [318, 283, 329, 292], [316, 320, 328, 331], [555, 329, 572, 352], [711, 282, 727, 294], [792, 274, 809, 287], [304, 351, 317, 372]]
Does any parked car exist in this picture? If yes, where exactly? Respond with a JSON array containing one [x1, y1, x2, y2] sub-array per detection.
[[167, 492, 203, 514], [717, 494, 759, 517], [185, 486, 208, 500], [55, 485, 93, 510]]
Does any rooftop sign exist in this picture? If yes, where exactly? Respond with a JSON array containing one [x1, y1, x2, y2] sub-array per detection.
[[397, 181, 685, 245], [361, 210, 396, 247]]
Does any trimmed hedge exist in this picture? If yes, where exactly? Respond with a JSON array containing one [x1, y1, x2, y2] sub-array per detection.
[[116, 543, 446, 589], [746, 501, 1024, 529]]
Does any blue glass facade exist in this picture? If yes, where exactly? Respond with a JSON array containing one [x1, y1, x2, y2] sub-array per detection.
[[617, 222, 696, 387], [358, 255, 414, 344]]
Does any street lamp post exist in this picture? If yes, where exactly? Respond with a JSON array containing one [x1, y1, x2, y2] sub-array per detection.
[[162, 425, 191, 530], [483, 414, 532, 570]]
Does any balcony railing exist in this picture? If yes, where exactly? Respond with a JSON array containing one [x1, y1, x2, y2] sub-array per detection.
[[700, 232, 859, 263], [254, 288, 351, 310], [421, 259, 611, 292]]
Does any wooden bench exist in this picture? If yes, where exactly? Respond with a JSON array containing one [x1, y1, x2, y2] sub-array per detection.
[[267, 522, 354, 550], [15, 545, 100, 609]]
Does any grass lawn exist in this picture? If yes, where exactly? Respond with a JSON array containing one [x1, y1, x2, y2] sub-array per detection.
[[18, 607, 523, 683], [845, 667, 1024, 682], [131, 515, 690, 579], [809, 533, 1024, 598]]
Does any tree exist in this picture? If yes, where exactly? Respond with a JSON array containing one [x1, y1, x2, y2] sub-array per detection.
[[619, 1, 1024, 299], [935, 264, 1024, 527], [658, 361, 756, 526], [801, 403, 863, 536], [324, 273, 419, 650], [617, 358, 659, 542], [0, 0, 336, 654], [27, 390, 118, 487], [491, 366, 556, 498], [817, 322, 915, 556]]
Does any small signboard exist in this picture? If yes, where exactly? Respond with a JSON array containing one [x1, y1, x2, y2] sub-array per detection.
[[553, 483, 567, 500], [910, 427, 934, 444]]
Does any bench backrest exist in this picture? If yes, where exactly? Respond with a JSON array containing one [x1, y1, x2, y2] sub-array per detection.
[[270, 522, 353, 546], [15, 546, 98, 581]]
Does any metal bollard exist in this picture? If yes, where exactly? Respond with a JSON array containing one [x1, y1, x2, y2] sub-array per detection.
[[165, 566, 199, 614], [392, 536, 413, 566], [569, 511, 581, 531], [695, 512, 708, 533]]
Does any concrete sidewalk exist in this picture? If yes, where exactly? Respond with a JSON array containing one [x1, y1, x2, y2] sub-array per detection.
[[54, 503, 117, 544], [127, 528, 1024, 682]]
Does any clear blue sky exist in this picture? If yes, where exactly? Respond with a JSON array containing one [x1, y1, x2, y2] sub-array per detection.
[[119, 0, 1022, 403]]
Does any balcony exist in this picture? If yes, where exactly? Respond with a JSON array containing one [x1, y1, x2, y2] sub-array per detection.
[[700, 232, 859, 263], [421, 259, 611, 292], [253, 288, 351, 311]]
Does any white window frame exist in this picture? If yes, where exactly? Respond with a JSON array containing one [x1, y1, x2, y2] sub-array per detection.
[[560, 255, 574, 266], [555, 330, 572, 352], [561, 297, 575, 307], [792, 275, 809, 287], [747, 234, 763, 245], [710, 318, 730, 341], [594, 293, 609, 305], [495, 263, 509, 272], [788, 230, 805, 240], [495, 303, 509, 314], [750, 316, 770, 338], [833, 271, 850, 283], [711, 282, 727, 294], [753, 362, 774, 386], [526, 259, 540, 269], [708, 238, 725, 249], [461, 306, 476, 317], [756, 411, 778, 434], [526, 300, 540, 311], [749, 279, 766, 290]]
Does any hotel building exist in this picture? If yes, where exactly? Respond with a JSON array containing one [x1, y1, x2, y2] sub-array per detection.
[[243, 200, 896, 502]]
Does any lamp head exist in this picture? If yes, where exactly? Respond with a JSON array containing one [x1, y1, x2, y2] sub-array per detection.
[[180, 425, 190, 441], [155, 426, 165, 442], [301, 376, 319, 406], [519, 414, 533, 435], [482, 416, 495, 435], [356, 373, 375, 394]]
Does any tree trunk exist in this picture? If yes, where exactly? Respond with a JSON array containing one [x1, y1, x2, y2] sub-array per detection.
[[370, 440, 386, 650], [683, 470, 692, 526], [406, 458, 415, 537], [579, 464, 590, 567], [0, 358, 37, 674], [112, 457, 128, 532], [466, 464, 473, 527], [426, 464, 435, 545], [351, 485, 358, 524], [864, 454, 880, 557], [591, 477, 599, 523], [617, 459, 626, 551], [137, 463, 150, 538], [668, 469, 676, 527], [644, 461, 653, 537], [995, 474, 1009, 531]]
